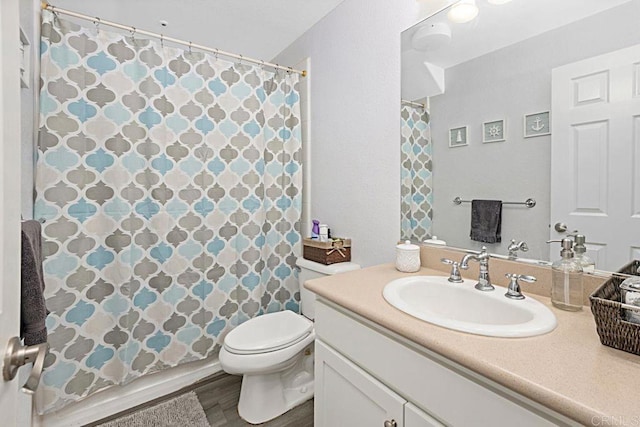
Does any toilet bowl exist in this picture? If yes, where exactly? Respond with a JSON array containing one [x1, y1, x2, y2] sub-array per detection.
[[219, 258, 360, 424]]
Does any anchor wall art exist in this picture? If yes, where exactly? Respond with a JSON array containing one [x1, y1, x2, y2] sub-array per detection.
[[524, 111, 550, 137]]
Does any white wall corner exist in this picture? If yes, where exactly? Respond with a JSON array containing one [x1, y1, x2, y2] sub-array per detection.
[[423, 61, 445, 95]]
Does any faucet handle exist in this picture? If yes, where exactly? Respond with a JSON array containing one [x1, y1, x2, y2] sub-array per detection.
[[504, 273, 537, 300], [516, 274, 536, 283], [441, 258, 463, 283]]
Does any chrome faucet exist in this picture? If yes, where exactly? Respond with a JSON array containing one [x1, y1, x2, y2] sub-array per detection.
[[507, 239, 529, 259], [460, 246, 494, 291]]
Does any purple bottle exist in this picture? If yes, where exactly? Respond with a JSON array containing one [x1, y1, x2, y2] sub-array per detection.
[[311, 220, 320, 239]]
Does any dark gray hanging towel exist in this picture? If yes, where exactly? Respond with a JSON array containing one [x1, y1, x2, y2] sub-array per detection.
[[21, 221, 48, 345], [470, 200, 502, 244]]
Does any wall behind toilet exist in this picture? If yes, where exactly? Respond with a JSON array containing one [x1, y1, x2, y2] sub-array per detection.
[[274, 0, 453, 267]]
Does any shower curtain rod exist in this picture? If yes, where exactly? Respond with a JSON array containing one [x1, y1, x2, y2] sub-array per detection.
[[41, 2, 307, 77], [401, 99, 426, 109]]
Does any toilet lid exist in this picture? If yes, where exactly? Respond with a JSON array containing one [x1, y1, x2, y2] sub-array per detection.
[[224, 310, 313, 355]]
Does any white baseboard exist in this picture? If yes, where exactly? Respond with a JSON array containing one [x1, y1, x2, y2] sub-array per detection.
[[34, 357, 222, 427]]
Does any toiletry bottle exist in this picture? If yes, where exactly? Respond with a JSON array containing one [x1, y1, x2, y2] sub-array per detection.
[[620, 276, 640, 324], [311, 220, 320, 239], [548, 238, 583, 311], [319, 224, 329, 242], [572, 234, 595, 273]]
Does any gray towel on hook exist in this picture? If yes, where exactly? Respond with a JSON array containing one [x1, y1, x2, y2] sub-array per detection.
[[21, 221, 48, 345], [470, 200, 502, 244]]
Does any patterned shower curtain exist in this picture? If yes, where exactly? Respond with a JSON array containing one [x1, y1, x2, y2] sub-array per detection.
[[34, 11, 301, 413], [400, 104, 433, 242]]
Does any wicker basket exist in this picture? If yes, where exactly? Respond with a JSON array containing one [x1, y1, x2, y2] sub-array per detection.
[[616, 259, 640, 276], [303, 238, 351, 265], [589, 261, 640, 356]]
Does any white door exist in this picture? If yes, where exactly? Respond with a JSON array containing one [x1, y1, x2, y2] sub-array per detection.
[[1, 0, 32, 426], [551, 44, 640, 271], [315, 340, 405, 427]]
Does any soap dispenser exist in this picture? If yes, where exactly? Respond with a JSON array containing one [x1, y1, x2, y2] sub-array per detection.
[[572, 234, 595, 273], [548, 238, 583, 311]]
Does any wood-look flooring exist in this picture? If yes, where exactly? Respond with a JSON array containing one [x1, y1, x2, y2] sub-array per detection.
[[90, 372, 314, 427], [195, 373, 314, 427]]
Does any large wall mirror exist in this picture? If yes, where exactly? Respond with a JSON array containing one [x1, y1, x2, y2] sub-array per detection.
[[401, 0, 640, 271]]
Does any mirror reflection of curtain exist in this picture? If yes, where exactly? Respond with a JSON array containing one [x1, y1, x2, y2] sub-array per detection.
[[400, 104, 432, 242], [35, 11, 301, 413]]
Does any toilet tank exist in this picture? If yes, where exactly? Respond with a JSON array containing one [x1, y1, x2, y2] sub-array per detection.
[[296, 258, 361, 320]]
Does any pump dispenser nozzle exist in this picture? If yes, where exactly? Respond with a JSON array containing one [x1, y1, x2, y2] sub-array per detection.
[[568, 234, 595, 272], [546, 238, 575, 259]]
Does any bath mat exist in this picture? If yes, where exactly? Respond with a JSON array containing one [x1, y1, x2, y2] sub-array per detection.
[[98, 391, 209, 427]]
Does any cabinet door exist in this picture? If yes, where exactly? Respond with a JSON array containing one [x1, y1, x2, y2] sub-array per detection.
[[315, 340, 405, 427], [405, 403, 444, 427]]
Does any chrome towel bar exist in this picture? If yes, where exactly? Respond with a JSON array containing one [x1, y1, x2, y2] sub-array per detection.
[[453, 197, 536, 208]]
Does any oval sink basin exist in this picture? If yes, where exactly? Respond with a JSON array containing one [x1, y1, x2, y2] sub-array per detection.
[[383, 276, 557, 338]]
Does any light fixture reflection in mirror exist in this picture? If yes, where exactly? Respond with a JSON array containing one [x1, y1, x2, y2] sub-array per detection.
[[412, 23, 451, 52], [447, 0, 479, 24]]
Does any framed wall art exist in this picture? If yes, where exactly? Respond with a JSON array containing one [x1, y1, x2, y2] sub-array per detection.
[[483, 119, 505, 143], [449, 126, 468, 147], [524, 111, 550, 138]]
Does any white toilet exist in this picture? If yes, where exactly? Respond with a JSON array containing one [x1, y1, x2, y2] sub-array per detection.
[[219, 258, 360, 424]]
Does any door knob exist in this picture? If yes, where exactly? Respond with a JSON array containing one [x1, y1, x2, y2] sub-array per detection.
[[3, 336, 48, 394], [554, 222, 568, 232], [553, 222, 569, 233], [384, 420, 397, 427]]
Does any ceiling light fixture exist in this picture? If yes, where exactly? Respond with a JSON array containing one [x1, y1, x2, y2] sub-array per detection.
[[447, 0, 479, 24], [411, 22, 452, 51]]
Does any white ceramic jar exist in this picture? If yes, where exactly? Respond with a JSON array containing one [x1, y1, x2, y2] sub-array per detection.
[[396, 240, 421, 273]]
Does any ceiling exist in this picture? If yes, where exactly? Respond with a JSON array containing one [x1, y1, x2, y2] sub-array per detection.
[[402, 0, 632, 69], [51, 0, 345, 62]]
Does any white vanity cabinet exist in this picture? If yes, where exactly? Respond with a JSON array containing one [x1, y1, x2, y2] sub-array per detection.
[[316, 340, 442, 427], [314, 300, 577, 427]]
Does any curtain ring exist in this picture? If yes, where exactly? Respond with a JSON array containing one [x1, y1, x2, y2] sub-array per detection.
[[188, 41, 192, 53], [238, 54, 244, 66], [214, 48, 219, 61], [260, 60, 265, 71], [130, 26, 136, 40], [94, 17, 101, 31], [287, 67, 293, 75], [160, 33, 164, 47]]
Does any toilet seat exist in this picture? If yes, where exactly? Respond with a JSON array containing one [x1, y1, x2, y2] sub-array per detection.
[[224, 310, 313, 355]]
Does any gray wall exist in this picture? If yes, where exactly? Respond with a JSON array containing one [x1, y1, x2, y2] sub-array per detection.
[[273, 0, 452, 267], [430, 2, 640, 261]]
